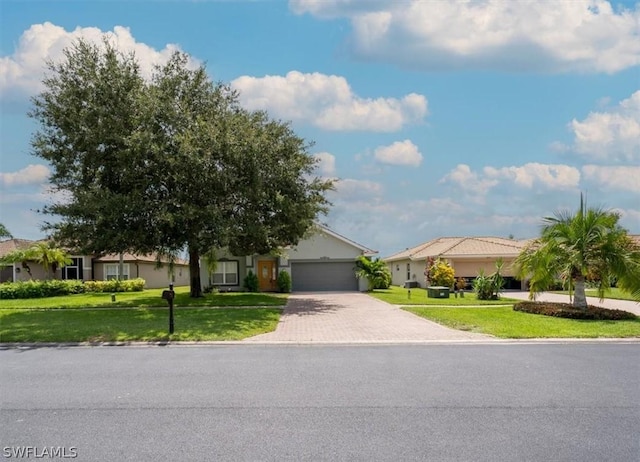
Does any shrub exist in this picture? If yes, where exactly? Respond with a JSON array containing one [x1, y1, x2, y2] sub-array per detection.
[[355, 256, 391, 290], [83, 278, 145, 293], [513, 301, 637, 321], [244, 270, 259, 292], [0, 278, 145, 299], [428, 259, 455, 288], [474, 259, 505, 300], [276, 270, 292, 293]]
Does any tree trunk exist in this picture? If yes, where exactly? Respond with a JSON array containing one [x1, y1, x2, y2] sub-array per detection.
[[188, 245, 202, 298], [573, 275, 588, 309]]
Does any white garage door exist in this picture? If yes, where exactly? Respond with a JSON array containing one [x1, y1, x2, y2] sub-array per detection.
[[291, 261, 358, 292]]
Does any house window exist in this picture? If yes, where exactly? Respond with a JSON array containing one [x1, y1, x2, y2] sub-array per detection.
[[62, 257, 83, 280], [104, 263, 130, 280], [406, 263, 411, 281], [212, 261, 238, 285]]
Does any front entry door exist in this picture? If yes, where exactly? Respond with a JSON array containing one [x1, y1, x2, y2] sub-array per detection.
[[258, 260, 276, 291]]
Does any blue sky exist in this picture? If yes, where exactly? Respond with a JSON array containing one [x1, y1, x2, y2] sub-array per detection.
[[1, 0, 638, 257]]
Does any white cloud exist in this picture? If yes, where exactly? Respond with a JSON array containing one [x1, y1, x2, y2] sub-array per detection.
[[232, 71, 427, 131], [0, 22, 198, 98], [374, 139, 422, 166], [290, 0, 640, 74], [568, 91, 640, 162], [441, 162, 581, 202], [582, 165, 640, 192], [313, 152, 336, 176], [440, 164, 498, 197], [484, 163, 581, 190], [333, 178, 384, 198], [0, 164, 50, 187]]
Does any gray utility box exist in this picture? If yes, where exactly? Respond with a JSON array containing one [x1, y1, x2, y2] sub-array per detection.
[[427, 286, 450, 298], [404, 281, 419, 289]]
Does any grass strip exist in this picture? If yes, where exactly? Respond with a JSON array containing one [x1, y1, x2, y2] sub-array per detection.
[[370, 286, 517, 306]]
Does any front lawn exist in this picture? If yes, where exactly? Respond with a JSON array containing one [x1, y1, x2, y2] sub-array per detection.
[[0, 307, 282, 342], [370, 286, 517, 305], [404, 306, 640, 338], [0, 286, 288, 309]]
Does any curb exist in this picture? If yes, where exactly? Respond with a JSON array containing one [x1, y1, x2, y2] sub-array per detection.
[[1, 338, 639, 349]]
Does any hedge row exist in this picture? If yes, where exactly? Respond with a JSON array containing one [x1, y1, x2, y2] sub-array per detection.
[[0, 278, 146, 299], [513, 301, 637, 321]]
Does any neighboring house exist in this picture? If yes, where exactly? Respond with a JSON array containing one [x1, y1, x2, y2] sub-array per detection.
[[0, 238, 189, 289], [93, 253, 190, 288], [383, 236, 530, 289], [0, 238, 92, 283], [199, 224, 377, 292]]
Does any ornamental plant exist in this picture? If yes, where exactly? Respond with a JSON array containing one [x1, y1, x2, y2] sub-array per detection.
[[427, 259, 455, 288]]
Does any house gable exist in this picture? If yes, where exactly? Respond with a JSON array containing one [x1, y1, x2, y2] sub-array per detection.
[[288, 227, 374, 261]]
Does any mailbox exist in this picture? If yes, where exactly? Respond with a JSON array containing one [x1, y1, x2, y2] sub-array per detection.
[[162, 290, 174, 301]]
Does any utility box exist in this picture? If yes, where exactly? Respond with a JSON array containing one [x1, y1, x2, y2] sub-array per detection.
[[404, 281, 419, 289], [427, 286, 450, 298]]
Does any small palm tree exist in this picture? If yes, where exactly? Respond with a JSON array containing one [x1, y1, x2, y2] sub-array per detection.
[[0, 241, 72, 280], [515, 195, 640, 309], [355, 256, 391, 291]]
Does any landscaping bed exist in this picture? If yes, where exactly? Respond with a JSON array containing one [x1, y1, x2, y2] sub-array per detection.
[[513, 301, 637, 320]]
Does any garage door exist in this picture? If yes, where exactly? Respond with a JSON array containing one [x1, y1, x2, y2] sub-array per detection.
[[291, 261, 358, 292]]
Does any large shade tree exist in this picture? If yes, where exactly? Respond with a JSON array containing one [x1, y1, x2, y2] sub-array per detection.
[[515, 196, 640, 309], [31, 40, 332, 297]]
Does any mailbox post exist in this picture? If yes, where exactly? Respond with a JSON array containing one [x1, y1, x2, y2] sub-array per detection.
[[162, 283, 176, 334]]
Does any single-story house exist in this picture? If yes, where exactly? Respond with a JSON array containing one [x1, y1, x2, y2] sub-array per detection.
[[383, 236, 530, 289], [92, 253, 190, 288], [0, 238, 189, 289], [199, 224, 377, 292]]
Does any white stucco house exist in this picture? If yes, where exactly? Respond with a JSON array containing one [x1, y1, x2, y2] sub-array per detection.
[[383, 236, 530, 289], [199, 224, 377, 292]]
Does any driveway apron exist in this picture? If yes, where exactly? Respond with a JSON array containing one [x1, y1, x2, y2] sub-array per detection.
[[245, 292, 491, 343]]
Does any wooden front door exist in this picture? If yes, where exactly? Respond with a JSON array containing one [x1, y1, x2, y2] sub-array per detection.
[[258, 260, 276, 292]]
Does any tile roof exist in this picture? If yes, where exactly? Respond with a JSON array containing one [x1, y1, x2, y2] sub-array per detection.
[[93, 253, 189, 266], [384, 236, 529, 262], [0, 239, 36, 258]]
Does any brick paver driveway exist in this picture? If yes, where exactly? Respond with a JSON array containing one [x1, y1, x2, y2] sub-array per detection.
[[245, 292, 492, 343]]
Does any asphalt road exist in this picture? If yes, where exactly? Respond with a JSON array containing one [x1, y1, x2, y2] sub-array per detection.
[[1, 344, 638, 461]]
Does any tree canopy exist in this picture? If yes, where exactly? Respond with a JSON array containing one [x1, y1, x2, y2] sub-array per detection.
[[0, 224, 12, 240], [31, 40, 333, 297], [515, 195, 640, 309]]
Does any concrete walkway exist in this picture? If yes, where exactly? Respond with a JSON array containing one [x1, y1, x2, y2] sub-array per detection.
[[245, 292, 491, 343], [506, 291, 640, 316]]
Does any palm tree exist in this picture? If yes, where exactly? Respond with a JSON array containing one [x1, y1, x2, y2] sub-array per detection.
[[27, 242, 73, 279], [0, 241, 72, 280], [355, 256, 392, 291], [515, 196, 640, 309]]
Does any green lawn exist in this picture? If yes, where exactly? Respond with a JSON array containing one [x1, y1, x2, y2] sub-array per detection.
[[404, 306, 640, 338], [0, 307, 282, 342], [0, 286, 289, 310], [369, 286, 517, 305], [552, 287, 638, 302]]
